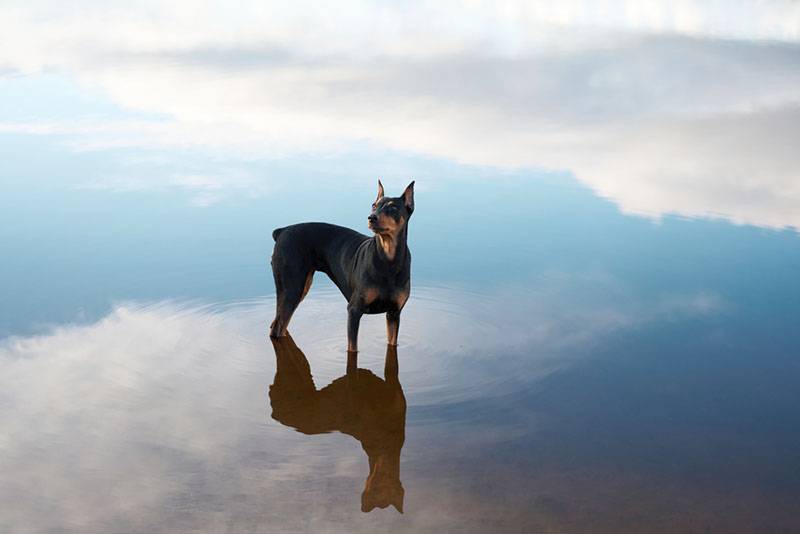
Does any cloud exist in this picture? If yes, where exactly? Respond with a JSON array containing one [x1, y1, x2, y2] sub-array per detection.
[[0, 279, 724, 530], [75, 169, 269, 206], [578, 107, 800, 227], [1, 2, 799, 227]]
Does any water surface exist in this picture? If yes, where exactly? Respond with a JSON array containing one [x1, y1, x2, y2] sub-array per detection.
[[3, 4, 800, 532], [3, 171, 800, 532]]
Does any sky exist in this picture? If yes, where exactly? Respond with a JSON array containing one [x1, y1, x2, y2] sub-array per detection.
[[1, 1, 799, 230]]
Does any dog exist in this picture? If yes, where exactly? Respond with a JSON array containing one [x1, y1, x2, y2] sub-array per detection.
[[269, 180, 414, 352], [269, 335, 406, 512]]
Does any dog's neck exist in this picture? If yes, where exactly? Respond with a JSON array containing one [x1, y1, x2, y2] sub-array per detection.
[[374, 226, 408, 263]]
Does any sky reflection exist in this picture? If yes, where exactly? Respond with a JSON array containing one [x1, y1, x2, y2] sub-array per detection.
[[3, 262, 799, 530], [3, 2, 800, 532]]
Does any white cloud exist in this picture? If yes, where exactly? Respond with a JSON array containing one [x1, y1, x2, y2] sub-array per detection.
[[1, 2, 799, 227], [76, 169, 269, 206]]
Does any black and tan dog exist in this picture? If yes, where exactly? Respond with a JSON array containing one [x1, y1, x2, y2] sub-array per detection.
[[269, 181, 414, 352]]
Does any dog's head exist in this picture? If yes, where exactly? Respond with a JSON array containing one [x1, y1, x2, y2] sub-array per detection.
[[367, 180, 414, 237], [361, 452, 405, 513]]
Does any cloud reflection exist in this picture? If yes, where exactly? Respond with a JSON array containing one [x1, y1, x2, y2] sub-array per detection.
[[0, 279, 726, 530]]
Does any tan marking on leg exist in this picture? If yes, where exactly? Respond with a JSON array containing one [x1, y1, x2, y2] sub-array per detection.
[[300, 271, 314, 301], [386, 311, 400, 346], [386, 323, 398, 345], [364, 287, 380, 305], [394, 289, 409, 310], [347, 307, 362, 352]]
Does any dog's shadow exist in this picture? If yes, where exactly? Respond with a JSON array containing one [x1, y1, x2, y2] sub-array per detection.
[[269, 335, 406, 513]]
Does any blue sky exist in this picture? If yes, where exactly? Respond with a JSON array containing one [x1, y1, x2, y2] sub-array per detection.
[[1, 1, 800, 229]]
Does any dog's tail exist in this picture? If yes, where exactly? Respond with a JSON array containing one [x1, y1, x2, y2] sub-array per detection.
[[272, 227, 285, 242]]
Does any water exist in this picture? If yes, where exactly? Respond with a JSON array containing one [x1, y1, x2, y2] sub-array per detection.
[[3, 4, 800, 532], [3, 169, 800, 532]]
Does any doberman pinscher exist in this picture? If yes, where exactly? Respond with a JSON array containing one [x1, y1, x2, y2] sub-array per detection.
[[269, 181, 414, 352]]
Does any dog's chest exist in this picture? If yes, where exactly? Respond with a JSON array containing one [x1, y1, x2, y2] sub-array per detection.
[[361, 283, 408, 314]]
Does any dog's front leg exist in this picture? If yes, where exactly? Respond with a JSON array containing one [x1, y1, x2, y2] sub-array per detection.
[[386, 310, 401, 346], [347, 306, 363, 352], [384, 344, 399, 383]]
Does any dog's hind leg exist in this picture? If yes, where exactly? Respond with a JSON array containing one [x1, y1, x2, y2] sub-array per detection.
[[300, 271, 314, 301], [270, 259, 313, 338], [270, 279, 303, 338]]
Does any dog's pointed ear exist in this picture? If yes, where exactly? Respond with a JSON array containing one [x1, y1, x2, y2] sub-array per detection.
[[402, 181, 414, 214], [375, 179, 385, 203]]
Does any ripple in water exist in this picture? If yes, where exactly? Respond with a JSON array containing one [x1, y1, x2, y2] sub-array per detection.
[[207, 283, 569, 406]]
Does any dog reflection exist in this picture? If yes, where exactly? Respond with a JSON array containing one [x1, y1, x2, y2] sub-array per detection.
[[269, 336, 406, 513]]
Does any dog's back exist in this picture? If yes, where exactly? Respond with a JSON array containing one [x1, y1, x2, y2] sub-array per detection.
[[272, 223, 367, 298]]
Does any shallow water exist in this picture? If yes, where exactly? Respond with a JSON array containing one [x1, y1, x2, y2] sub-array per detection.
[[3, 169, 800, 532], [3, 6, 800, 528]]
